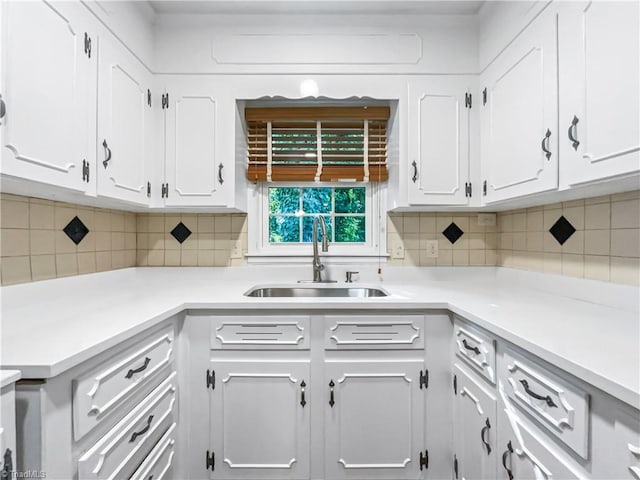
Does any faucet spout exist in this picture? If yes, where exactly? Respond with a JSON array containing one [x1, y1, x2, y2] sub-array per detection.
[[312, 216, 329, 282]]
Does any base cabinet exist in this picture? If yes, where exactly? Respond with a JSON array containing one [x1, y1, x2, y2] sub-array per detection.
[[324, 360, 426, 480], [208, 360, 310, 480], [452, 364, 496, 480], [0, 375, 18, 480]]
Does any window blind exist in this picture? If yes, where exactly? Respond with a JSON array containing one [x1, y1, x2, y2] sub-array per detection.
[[246, 106, 389, 182]]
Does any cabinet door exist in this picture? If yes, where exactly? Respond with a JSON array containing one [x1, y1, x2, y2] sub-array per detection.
[[559, 1, 640, 186], [0, 385, 16, 479], [164, 78, 226, 207], [1, 0, 95, 192], [209, 360, 310, 479], [481, 9, 558, 203], [496, 388, 584, 480], [96, 37, 152, 205], [324, 360, 425, 480], [407, 78, 470, 205], [453, 364, 497, 480]]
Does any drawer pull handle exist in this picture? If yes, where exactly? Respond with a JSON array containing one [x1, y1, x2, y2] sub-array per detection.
[[300, 380, 307, 408], [462, 339, 480, 355], [568, 115, 580, 150], [102, 139, 112, 168], [502, 441, 514, 480], [411, 161, 418, 183], [481, 418, 491, 454], [129, 415, 154, 443], [519, 379, 557, 408], [218, 163, 224, 184], [126, 357, 151, 379], [2, 448, 13, 480], [541, 128, 552, 160], [329, 379, 335, 407]]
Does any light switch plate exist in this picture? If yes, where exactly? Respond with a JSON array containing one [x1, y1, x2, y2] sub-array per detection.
[[391, 241, 405, 259]]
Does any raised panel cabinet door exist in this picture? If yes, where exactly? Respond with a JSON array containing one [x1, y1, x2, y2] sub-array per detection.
[[0, 384, 17, 479], [559, 1, 640, 187], [481, 8, 558, 203], [164, 79, 226, 207], [324, 360, 426, 480], [209, 360, 310, 479], [453, 364, 497, 480], [1, 0, 95, 192], [407, 78, 470, 205], [96, 37, 152, 205]]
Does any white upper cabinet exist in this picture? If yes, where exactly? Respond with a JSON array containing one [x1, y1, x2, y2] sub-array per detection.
[[480, 8, 558, 203], [97, 36, 154, 205], [163, 77, 229, 207], [1, 0, 96, 193], [324, 360, 426, 480], [558, 1, 640, 187], [407, 78, 472, 206]]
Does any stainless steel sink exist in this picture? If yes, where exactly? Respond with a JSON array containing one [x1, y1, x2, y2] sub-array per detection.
[[244, 285, 389, 298]]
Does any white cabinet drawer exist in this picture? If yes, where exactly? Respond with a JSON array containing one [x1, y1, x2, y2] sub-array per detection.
[[73, 326, 175, 440], [324, 315, 424, 349], [130, 422, 176, 480], [500, 347, 589, 459], [210, 316, 310, 349], [453, 318, 496, 383], [77, 371, 177, 480]]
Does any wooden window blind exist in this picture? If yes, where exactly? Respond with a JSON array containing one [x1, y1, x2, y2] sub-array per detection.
[[246, 106, 389, 182]]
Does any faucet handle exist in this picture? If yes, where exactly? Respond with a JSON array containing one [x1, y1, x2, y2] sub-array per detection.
[[346, 271, 359, 283]]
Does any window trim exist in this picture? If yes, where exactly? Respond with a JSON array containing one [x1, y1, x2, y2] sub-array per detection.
[[246, 181, 387, 261]]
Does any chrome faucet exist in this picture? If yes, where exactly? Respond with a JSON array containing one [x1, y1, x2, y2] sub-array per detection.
[[312, 216, 330, 282]]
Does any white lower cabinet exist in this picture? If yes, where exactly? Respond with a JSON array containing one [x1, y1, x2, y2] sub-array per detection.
[[324, 360, 426, 480], [208, 360, 311, 479], [0, 373, 19, 480], [452, 363, 496, 480]]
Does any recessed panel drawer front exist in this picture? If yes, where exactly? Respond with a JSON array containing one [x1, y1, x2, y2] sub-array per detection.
[[324, 315, 424, 349], [77, 371, 178, 480], [453, 319, 496, 383], [73, 326, 175, 440], [130, 423, 176, 480], [500, 347, 589, 459], [210, 316, 310, 349]]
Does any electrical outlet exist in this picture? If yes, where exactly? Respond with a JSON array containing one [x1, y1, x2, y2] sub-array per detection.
[[477, 213, 497, 227], [391, 240, 405, 259], [230, 241, 243, 259], [425, 240, 438, 258]]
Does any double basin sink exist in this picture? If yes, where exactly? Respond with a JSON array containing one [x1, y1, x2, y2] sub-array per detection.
[[245, 285, 389, 298]]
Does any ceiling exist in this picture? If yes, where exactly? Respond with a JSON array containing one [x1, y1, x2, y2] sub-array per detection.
[[147, 1, 485, 16]]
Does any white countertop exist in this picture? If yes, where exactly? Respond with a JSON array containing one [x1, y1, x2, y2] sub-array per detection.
[[1, 266, 638, 409], [0, 370, 21, 389]]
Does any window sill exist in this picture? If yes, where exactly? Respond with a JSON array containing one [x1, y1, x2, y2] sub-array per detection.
[[245, 253, 390, 264]]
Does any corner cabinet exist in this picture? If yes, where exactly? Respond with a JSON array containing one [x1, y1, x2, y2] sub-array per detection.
[[1, 0, 96, 193], [161, 77, 234, 208], [96, 35, 155, 206], [558, 1, 640, 187], [480, 8, 558, 203], [407, 78, 473, 206]]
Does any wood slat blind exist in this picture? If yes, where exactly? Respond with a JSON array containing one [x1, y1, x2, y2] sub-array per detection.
[[246, 106, 389, 182]]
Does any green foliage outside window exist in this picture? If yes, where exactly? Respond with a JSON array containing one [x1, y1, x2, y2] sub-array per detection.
[[268, 187, 366, 243]]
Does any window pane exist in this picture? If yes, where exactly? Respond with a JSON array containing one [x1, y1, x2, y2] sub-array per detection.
[[302, 215, 333, 243], [302, 187, 332, 214], [335, 216, 365, 242], [269, 216, 300, 242], [269, 187, 300, 214], [335, 187, 365, 214]]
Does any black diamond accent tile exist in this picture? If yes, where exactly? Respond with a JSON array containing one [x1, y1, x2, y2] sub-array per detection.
[[549, 215, 576, 245], [171, 222, 192, 244], [63, 216, 89, 245], [442, 222, 464, 244]]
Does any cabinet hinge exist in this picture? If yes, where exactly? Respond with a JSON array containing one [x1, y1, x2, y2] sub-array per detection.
[[482, 87, 487, 106], [147, 89, 152, 107], [206, 369, 215, 390], [483, 180, 487, 196], [419, 369, 429, 390], [82, 160, 90, 183], [147, 181, 151, 198], [465, 182, 472, 198], [206, 450, 215, 471], [162, 93, 169, 109], [419, 450, 429, 471], [83, 32, 92, 58], [453, 374, 457, 395], [161, 183, 169, 198], [465, 92, 472, 109], [454, 454, 459, 479]]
